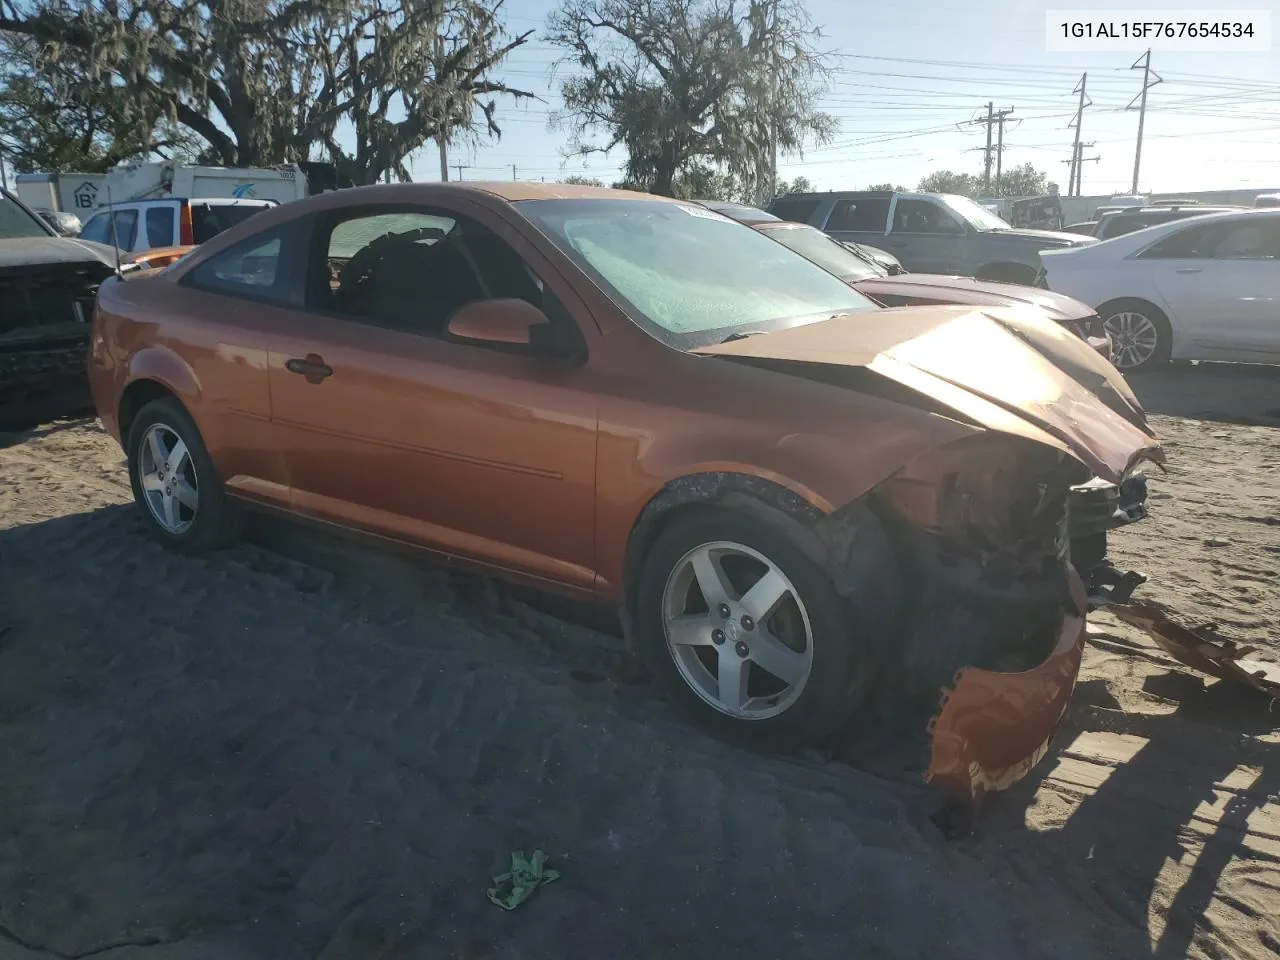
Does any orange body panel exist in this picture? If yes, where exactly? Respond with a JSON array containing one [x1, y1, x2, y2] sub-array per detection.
[[927, 571, 1089, 803], [88, 182, 1160, 802]]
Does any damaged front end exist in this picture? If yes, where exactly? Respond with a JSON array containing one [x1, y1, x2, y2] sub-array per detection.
[[868, 433, 1097, 809]]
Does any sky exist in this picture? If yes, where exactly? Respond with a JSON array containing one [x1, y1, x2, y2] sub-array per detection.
[[403, 0, 1280, 195]]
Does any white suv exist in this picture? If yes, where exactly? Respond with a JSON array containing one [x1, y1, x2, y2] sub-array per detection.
[[77, 197, 276, 254]]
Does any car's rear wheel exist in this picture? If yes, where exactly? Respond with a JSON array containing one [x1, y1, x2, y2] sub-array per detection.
[[126, 397, 242, 553], [634, 507, 892, 751], [1098, 298, 1172, 372]]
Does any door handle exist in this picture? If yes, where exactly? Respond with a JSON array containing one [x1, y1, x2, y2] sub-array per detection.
[[1175, 267, 1202, 274], [285, 354, 333, 384]]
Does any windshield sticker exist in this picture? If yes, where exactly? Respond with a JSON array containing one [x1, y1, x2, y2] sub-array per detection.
[[676, 204, 732, 221]]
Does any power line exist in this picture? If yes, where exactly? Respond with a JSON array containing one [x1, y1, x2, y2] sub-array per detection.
[[965, 102, 1014, 193]]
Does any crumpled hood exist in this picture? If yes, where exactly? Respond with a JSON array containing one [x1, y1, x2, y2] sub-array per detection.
[[695, 304, 1161, 483]]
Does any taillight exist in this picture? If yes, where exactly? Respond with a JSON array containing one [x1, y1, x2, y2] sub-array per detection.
[[179, 203, 194, 245]]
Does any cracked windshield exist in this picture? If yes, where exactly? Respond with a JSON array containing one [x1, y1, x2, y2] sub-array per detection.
[[1, 0, 1277, 957]]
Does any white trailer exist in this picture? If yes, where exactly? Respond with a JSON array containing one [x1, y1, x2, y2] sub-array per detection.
[[98, 162, 308, 206], [13, 172, 107, 215]]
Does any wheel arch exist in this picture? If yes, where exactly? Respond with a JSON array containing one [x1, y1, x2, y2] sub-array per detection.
[[617, 471, 832, 644], [118, 346, 203, 442]]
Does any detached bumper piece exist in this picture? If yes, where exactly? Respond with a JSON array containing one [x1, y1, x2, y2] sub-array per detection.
[[1109, 601, 1280, 699], [1068, 473, 1150, 607]]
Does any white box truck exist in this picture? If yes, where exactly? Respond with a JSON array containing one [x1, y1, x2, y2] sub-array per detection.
[[13, 172, 107, 216], [100, 162, 309, 205]]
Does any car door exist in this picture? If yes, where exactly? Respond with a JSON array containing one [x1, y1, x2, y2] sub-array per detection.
[[265, 203, 601, 595], [820, 195, 891, 252], [1147, 217, 1280, 359], [885, 197, 969, 274], [160, 220, 311, 506]]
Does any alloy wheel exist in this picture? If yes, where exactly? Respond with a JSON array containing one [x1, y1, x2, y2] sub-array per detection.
[[138, 423, 199, 535], [661, 540, 814, 720], [1104, 310, 1160, 370]]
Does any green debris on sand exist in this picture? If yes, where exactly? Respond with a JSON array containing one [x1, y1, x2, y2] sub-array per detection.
[[487, 849, 561, 911]]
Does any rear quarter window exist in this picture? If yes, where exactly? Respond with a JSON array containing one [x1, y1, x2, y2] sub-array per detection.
[[145, 206, 175, 247], [768, 196, 823, 224]]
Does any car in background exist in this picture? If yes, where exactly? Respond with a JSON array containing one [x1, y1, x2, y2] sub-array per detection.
[[767, 189, 1094, 285], [32, 207, 83, 237], [704, 204, 1112, 359], [78, 197, 276, 256], [1041, 209, 1280, 371], [1254, 193, 1280, 209], [89, 181, 1162, 804], [1092, 203, 1245, 241], [0, 187, 116, 426], [693, 199, 905, 274], [1062, 221, 1099, 236]]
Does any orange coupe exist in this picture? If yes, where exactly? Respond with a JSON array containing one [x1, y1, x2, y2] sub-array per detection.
[[89, 183, 1161, 806]]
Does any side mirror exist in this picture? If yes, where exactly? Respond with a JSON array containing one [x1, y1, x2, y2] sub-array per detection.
[[448, 298, 548, 347]]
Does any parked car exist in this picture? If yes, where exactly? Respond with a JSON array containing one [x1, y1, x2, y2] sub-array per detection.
[[693, 199, 905, 274], [89, 183, 1162, 803], [77, 197, 276, 256], [767, 190, 1095, 284], [1041, 209, 1280, 371], [1254, 193, 1280, 209], [0, 188, 117, 426], [33, 207, 83, 237], [1092, 203, 1245, 241]]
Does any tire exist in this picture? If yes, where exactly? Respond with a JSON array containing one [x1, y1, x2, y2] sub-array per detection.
[[1098, 298, 1172, 373], [126, 397, 242, 554], [975, 263, 1038, 286], [634, 505, 896, 751]]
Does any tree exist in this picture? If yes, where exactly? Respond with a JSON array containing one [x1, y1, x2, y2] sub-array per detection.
[[558, 174, 605, 186], [917, 170, 979, 197], [0, 34, 199, 173], [866, 182, 907, 192], [0, 0, 535, 184], [546, 0, 836, 198], [917, 163, 1050, 199], [774, 175, 813, 196], [990, 162, 1049, 198]]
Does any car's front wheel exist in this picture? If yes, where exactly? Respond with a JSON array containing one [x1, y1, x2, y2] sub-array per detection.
[[1099, 298, 1172, 372], [126, 397, 242, 553], [634, 506, 894, 751]]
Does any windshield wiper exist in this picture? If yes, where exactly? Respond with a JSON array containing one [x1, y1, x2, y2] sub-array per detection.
[[720, 330, 768, 343]]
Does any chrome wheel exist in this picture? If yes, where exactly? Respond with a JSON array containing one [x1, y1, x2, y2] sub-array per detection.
[[137, 423, 198, 535], [1104, 310, 1160, 370], [660, 541, 814, 721]]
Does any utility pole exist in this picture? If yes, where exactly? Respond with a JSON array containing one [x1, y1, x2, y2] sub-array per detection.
[[435, 35, 449, 182], [1067, 73, 1089, 197], [1128, 49, 1161, 195], [765, 0, 780, 204], [968, 103, 1014, 194], [452, 163, 468, 181], [982, 101, 994, 193], [511, 164, 517, 182], [0, 145, 7, 192], [1076, 142, 1098, 195], [994, 110, 1012, 193]]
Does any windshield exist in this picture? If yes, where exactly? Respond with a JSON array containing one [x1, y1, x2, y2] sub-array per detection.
[[764, 224, 883, 281], [940, 194, 1011, 232], [191, 204, 271, 244], [0, 192, 55, 240], [519, 198, 877, 347]]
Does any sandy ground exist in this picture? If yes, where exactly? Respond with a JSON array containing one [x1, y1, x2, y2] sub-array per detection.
[[0, 364, 1277, 960]]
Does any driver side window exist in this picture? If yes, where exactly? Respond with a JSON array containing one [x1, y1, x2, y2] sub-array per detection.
[[309, 207, 554, 342], [891, 199, 961, 235]]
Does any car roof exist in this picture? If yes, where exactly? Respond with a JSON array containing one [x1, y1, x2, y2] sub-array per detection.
[[694, 200, 781, 223], [1110, 204, 1242, 216]]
